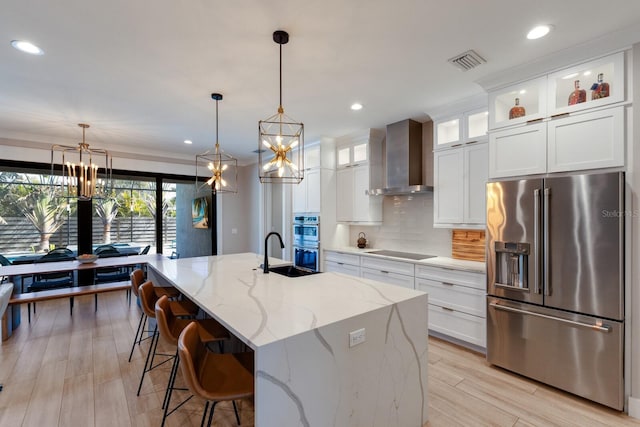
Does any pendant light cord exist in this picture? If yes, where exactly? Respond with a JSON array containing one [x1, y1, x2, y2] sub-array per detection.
[[215, 98, 219, 149], [279, 42, 283, 110]]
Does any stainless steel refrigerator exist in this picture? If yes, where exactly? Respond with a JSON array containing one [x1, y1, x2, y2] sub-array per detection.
[[486, 171, 624, 410]]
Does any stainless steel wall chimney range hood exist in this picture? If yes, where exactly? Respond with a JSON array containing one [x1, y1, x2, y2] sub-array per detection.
[[368, 119, 433, 196]]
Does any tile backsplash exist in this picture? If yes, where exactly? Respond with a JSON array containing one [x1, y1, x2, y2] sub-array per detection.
[[350, 193, 452, 256]]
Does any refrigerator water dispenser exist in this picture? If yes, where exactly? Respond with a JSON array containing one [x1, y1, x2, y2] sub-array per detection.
[[495, 242, 529, 290]]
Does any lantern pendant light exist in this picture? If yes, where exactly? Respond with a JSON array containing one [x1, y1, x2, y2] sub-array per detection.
[[196, 93, 237, 193], [258, 30, 304, 184]]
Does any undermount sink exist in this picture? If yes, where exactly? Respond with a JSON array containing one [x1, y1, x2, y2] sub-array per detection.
[[269, 265, 320, 278]]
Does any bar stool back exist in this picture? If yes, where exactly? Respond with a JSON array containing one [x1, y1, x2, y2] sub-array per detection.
[[155, 295, 229, 426], [178, 321, 254, 426]]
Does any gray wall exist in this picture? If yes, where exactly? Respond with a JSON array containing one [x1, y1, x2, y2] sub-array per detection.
[[176, 182, 212, 258], [219, 165, 255, 254]]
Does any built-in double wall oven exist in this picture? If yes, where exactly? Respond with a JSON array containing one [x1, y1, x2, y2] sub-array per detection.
[[293, 214, 319, 272]]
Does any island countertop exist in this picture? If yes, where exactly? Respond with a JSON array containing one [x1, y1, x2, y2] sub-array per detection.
[[147, 252, 426, 349]]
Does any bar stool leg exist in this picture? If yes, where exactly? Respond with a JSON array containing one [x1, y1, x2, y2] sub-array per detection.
[[232, 400, 241, 425], [128, 312, 147, 362], [136, 324, 159, 396]]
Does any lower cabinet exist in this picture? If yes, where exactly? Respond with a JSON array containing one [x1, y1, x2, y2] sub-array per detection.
[[415, 264, 486, 348], [323, 251, 360, 276]]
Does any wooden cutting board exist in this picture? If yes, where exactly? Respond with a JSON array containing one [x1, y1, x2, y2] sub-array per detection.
[[452, 229, 486, 262]]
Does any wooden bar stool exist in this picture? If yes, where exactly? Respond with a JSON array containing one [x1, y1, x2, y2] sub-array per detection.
[[178, 321, 254, 427], [155, 295, 230, 426], [135, 281, 199, 396], [128, 269, 194, 362]]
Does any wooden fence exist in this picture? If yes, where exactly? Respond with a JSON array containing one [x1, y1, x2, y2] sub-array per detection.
[[0, 217, 176, 254]]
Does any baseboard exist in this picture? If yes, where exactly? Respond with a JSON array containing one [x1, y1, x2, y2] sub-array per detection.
[[628, 396, 640, 419]]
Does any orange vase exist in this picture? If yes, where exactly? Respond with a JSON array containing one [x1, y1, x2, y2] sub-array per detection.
[[509, 98, 526, 119], [568, 80, 587, 105]]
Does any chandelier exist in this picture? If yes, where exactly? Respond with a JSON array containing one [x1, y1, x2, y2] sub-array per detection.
[[196, 93, 237, 193], [258, 30, 304, 184], [51, 123, 112, 200]]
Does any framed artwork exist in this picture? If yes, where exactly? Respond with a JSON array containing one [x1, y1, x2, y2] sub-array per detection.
[[192, 196, 209, 229]]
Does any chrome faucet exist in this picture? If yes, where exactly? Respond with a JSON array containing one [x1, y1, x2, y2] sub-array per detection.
[[263, 232, 285, 273]]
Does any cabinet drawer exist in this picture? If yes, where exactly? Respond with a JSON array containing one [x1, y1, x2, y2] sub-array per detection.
[[324, 251, 360, 266], [416, 278, 485, 318], [429, 304, 486, 348], [361, 267, 415, 290], [415, 265, 485, 290], [361, 256, 415, 276], [324, 260, 360, 277]]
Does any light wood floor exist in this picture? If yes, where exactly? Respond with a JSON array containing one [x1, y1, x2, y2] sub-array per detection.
[[0, 292, 639, 427]]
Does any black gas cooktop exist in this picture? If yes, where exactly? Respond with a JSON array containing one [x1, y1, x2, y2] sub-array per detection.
[[367, 250, 436, 261]]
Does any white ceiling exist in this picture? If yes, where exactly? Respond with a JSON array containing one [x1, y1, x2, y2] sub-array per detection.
[[1, 0, 640, 166]]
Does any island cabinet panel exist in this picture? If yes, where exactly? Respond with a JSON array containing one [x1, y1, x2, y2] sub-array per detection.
[[254, 294, 428, 427], [415, 264, 486, 349]]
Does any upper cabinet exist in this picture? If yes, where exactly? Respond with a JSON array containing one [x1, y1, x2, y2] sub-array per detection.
[[489, 77, 547, 129], [487, 51, 628, 179], [435, 106, 488, 149], [292, 141, 335, 214], [489, 52, 625, 131], [335, 130, 383, 223]]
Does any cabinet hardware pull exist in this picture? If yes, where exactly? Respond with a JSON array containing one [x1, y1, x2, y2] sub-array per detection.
[[466, 140, 478, 145], [380, 270, 389, 274], [526, 118, 544, 124], [442, 282, 455, 286], [337, 262, 344, 265], [550, 112, 570, 119], [451, 143, 463, 148], [442, 307, 454, 312]]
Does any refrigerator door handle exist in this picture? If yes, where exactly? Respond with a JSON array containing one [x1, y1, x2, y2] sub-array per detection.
[[534, 189, 540, 294], [543, 187, 550, 296], [489, 302, 612, 332]]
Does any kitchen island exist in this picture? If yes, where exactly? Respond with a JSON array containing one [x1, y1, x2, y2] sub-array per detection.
[[147, 252, 428, 427]]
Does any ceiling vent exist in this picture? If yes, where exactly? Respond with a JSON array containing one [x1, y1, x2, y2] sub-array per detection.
[[448, 50, 486, 71]]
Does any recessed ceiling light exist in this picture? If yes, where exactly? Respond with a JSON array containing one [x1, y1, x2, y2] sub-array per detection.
[[184, 140, 192, 144], [10, 40, 44, 55], [583, 70, 592, 76], [350, 103, 363, 111], [526, 25, 553, 40], [519, 89, 527, 94]]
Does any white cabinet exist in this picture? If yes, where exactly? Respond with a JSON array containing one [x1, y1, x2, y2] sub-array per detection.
[[335, 133, 383, 223], [547, 106, 624, 172], [323, 251, 360, 276], [415, 264, 486, 348], [487, 51, 627, 179], [489, 106, 625, 178], [435, 107, 488, 149], [293, 145, 323, 213], [361, 256, 415, 290], [489, 122, 547, 178], [434, 142, 488, 228]]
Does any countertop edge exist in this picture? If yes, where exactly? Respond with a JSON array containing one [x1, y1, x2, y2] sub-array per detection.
[[324, 247, 486, 274]]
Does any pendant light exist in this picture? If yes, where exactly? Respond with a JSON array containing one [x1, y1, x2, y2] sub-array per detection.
[[258, 30, 304, 184], [196, 93, 237, 193], [50, 123, 112, 200]]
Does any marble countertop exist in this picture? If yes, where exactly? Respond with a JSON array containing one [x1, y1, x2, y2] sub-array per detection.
[[147, 252, 426, 349], [324, 246, 485, 273]]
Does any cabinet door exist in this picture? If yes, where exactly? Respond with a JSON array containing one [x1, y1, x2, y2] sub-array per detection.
[[488, 122, 547, 178], [305, 145, 321, 169], [305, 169, 321, 213], [292, 180, 306, 213], [352, 165, 377, 222], [547, 106, 624, 173], [434, 149, 464, 224], [434, 115, 462, 149], [464, 142, 488, 224], [489, 76, 547, 130], [325, 260, 360, 277], [336, 168, 353, 222]]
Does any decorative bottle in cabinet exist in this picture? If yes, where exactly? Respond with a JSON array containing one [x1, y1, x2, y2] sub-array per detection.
[[509, 98, 526, 119], [591, 73, 610, 100], [568, 80, 587, 105]]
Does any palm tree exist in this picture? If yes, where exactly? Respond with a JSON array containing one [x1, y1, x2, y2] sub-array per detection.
[[10, 179, 68, 252], [95, 197, 119, 243]]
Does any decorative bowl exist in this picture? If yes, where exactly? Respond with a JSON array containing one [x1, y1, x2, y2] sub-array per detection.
[[77, 254, 98, 264]]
